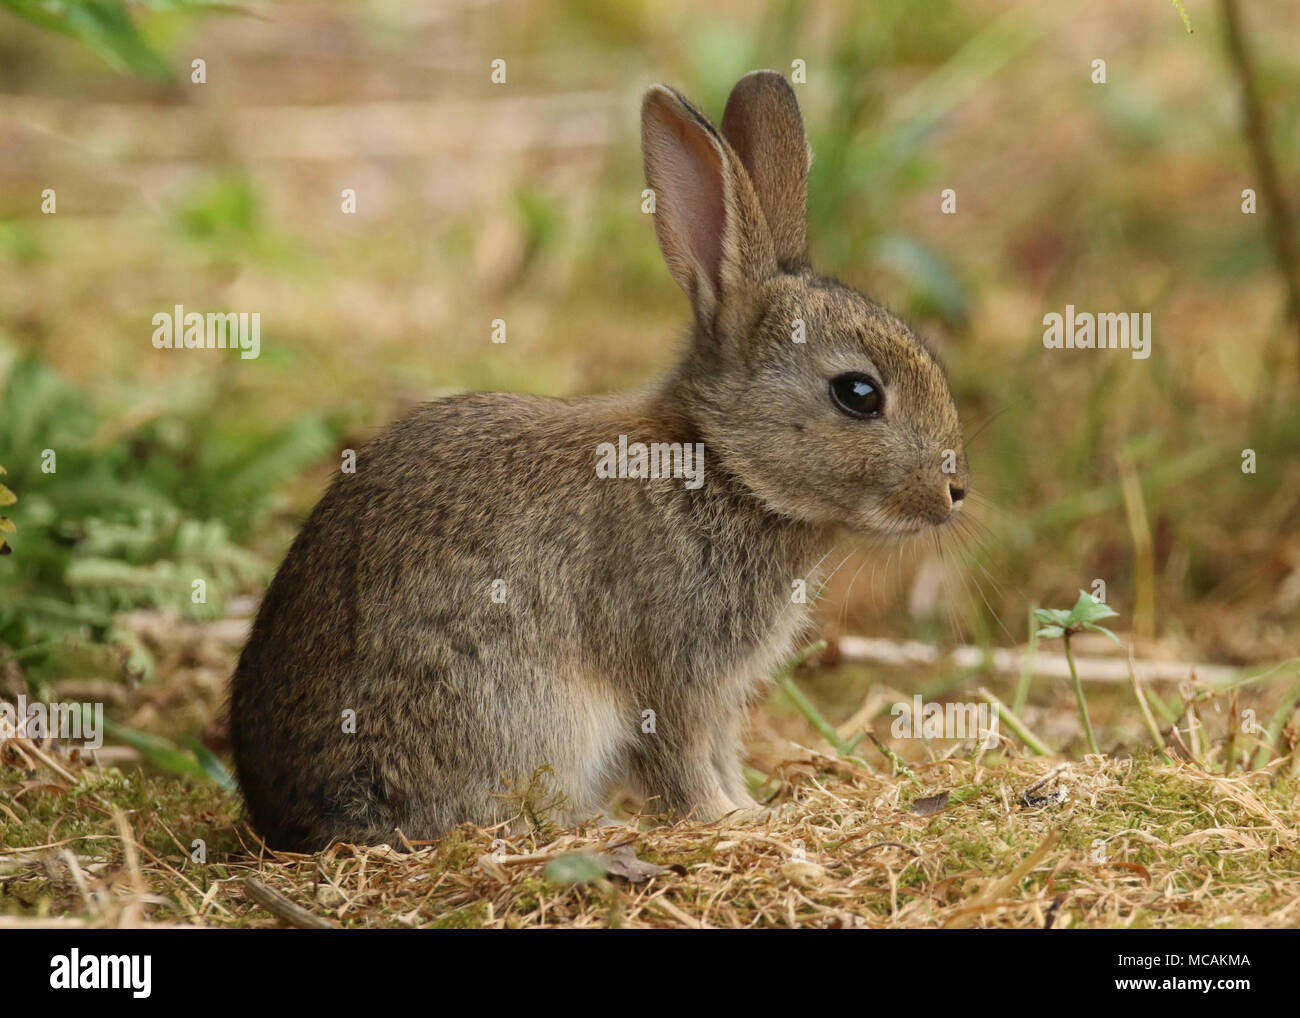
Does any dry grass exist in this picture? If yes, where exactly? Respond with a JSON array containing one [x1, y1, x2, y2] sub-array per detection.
[[3, 736, 1298, 929], [4, 614, 1298, 929]]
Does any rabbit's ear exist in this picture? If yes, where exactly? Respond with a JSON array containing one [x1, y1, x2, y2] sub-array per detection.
[[721, 70, 809, 270], [642, 84, 776, 329]]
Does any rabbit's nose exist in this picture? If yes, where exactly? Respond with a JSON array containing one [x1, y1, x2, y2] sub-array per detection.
[[948, 483, 966, 506]]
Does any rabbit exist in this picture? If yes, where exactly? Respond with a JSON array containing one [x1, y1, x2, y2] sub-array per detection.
[[229, 70, 970, 852]]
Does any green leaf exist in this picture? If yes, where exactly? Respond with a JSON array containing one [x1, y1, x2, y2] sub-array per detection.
[[183, 736, 236, 789], [214, 416, 334, 523], [544, 853, 608, 885], [1, 0, 244, 79], [1034, 624, 1065, 640], [1084, 623, 1122, 646], [1068, 590, 1119, 626], [103, 719, 218, 782], [1, 0, 170, 77]]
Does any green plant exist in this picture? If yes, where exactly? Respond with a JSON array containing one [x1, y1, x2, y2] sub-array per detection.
[[1033, 591, 1120, 756], [0, 355, 337, 685], [0, 0, 240, 78]]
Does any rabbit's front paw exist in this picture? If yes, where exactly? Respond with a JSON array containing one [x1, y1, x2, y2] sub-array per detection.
[[696, 790, 762, 825]]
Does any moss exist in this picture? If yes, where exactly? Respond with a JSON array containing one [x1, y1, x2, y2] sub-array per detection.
[[3, 748, 1297, 927]]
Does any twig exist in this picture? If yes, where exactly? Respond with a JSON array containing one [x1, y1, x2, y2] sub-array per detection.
[[835, 635, 1239, 685], [1221, 0, 1300, 355], [242, 877, 336, 929], [1022, 763, 1069, 798], [645, 893, 707, 929]]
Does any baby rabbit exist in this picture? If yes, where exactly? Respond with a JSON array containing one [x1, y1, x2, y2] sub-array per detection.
[[230, 70, 969, 851]]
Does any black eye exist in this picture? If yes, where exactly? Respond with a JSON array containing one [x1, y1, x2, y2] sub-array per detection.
[[829, 372, 883, 419]]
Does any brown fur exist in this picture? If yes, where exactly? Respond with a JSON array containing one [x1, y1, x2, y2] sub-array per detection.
[[229, 71, 970, 851]]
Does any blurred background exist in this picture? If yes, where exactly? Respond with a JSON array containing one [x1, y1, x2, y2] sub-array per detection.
[[2, 0, 1299, 765]]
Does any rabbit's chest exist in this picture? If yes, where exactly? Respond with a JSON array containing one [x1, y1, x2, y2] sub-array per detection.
[[703, 593, 813, 704], [681, 538, 822, 690]]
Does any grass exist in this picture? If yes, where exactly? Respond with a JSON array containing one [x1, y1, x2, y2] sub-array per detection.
[[1, 615, 1297, 929], [3, 745, 1297, 929]]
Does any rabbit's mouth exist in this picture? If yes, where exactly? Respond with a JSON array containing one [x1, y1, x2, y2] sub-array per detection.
[[846, 474, 967, 539], [874, 520, 930, 538], [852, 504, 963, 540]]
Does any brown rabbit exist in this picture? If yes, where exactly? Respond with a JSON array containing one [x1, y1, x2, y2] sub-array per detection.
[[230, 70, 970, 851]]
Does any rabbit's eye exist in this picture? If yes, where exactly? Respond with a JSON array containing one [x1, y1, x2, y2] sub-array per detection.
[[829, 372, 883, 419]]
